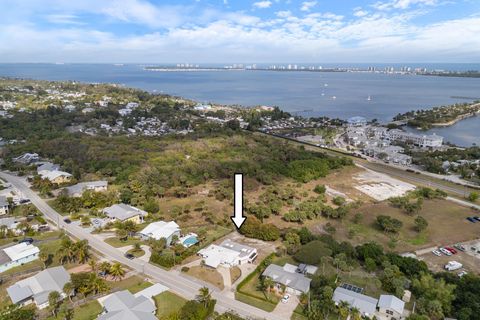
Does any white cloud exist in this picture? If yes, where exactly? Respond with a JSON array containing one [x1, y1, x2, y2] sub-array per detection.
[[353, 9, 369, 17], [253, 1, 272, 9], [300, 1, 317, 12], [372, 0, 438, 10]]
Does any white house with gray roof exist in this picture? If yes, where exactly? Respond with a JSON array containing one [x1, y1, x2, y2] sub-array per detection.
[[139, 221, 180, 246], [333, 287, 378, 318], [0, 196, 8, 215], [378, 294, 406, 319], [7, 266, 70, 309], [0, 242, 39, 273], [198, 239, 258, 268], [65, 181, 108, 197], [102, 204, 147, 224], [97, 290, 157, 320], [262, 263, 311, 295]]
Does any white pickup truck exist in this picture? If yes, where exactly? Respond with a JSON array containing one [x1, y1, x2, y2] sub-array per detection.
[[445, 261, 463, 271]]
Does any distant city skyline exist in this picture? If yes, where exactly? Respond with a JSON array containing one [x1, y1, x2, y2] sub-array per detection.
[[0, 0, 479, 63]]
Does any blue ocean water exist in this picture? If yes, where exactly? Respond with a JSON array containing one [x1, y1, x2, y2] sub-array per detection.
[[0, 63, 479, 146]]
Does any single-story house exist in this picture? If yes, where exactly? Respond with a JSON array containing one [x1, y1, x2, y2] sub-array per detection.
[[13, 153, 39, 164], [102, 204, 147, 224], [333, 287, 378, 318], [0, 242, 40, 273], [198, 239, 257, 268], [262, 263, 311, 295], [0, 196, 8, 215], [138, 221, 180, 246], [64, 181, 108, 197], [38, 170, 72, 184], [36, 162, 60, 173], [0, 217, 21, 235], [97, 290, 157, 320], [378, 294, 406, 319], [7, 266, 70, 309]]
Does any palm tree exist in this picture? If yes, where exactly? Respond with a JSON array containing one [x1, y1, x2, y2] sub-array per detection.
[[196, 286, 211, 308], [63, 282, 74, 303], [89, 274, 109, 294], [39, 251, 49, 269], [75, 240, 90, 263], [109, 262, 125, 281], [88, 259, 97, 272], [338, 301, 350, 320], [350, 307, 362, 320], [263, 277, 275, 294], [133, 242, 142, 252], [48, 290, 61, 316], [0, 225, 7, 238], [98, 261, 111, 277]]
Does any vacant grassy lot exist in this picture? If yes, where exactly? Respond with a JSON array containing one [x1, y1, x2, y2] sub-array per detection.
[[154, 291, 187, 319], [186, 265, 224, 290], [71, 300, 103, 320], [323, 198, 479, 252]]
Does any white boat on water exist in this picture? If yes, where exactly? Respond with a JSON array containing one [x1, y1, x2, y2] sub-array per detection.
[[367, 95, 372, 101], [332, 96, 337, 100], [324, 83, 328, 87]]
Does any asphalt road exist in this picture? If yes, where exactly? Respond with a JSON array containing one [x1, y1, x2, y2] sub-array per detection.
[[0, 172, 287, 320]]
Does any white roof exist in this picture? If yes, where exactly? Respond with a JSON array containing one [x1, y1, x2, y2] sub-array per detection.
[[39, 170, 72, 181], [198, 244, 241, 268], [139, 221, 180, 240], [3, 242, 39, 262], [378, 295, 405, 315]]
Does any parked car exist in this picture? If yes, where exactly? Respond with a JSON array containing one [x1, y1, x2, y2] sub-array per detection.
[[281, 294, 290, 304], [124, 253, 135, 260], [445, 247, 457, 254], [445, 261, 463, 271], [432, 250, 442, 256], [440, 247, 452, 256], [63, 218, 71, 224], [466, 217, 476, 223], [474, 216, 480, 222], [454, 244, 466, 251], [19, 238, 34, 244]]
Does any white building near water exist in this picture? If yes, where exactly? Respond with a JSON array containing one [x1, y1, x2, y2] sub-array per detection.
[[198, 239, 257, 268], [0, 242, 40, 273], [138, 221, 181, 246]]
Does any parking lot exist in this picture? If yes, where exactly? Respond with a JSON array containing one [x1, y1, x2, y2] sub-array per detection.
[[419, 240, 480, 275]]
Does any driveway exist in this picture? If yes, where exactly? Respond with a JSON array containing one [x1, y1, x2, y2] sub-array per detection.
[[271, 295, 299, 319]]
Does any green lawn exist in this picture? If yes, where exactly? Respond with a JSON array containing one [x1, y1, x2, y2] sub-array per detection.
[[126, 248, 145, 258], [153, 291, 187, 319], [108, 275, 152, 293], [72, 300, 103, 320], [104, 237, 143, 248], [234, 292, 277, 312]]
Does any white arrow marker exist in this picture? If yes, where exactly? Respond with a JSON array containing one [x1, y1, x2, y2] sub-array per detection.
[[231, 173, 246, 230]]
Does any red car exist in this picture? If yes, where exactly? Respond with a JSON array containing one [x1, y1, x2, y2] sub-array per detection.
[[445, 247, 457, 254]]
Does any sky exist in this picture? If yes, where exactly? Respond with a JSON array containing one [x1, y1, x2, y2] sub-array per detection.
[[0, 0, 479, 63]]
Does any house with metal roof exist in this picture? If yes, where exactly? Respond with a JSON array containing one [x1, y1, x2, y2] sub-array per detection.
[[262, 263, 311, 295], [333, 287, 378, 317], [102, 204, 147, 224], [0, 242, 40, 273], [38, 170, 72, 184], [138, 221, 180, 246], [198, 239, 258, 269], [378, 294, 406, 319], [7, 266, 70, 309], [0, 196, 8, 215], [65, 181, 108, 197], [36, 162, 60, 173], [97, 290, 157, 320]]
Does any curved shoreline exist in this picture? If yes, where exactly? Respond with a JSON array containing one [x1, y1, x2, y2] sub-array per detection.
[[430, 110, 480, 127]]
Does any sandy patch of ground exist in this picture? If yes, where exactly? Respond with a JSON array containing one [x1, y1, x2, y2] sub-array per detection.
[[354, 167, 416, 201], [325, 186, 352, 202]]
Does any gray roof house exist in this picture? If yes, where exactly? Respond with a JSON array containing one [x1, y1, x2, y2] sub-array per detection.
[[65, 181, 108, 197], [36, 162, 60, 173], [98, 290, 157, 320], [262, 264, 311, 294], [0, 196, 8, 215], [378, 294, 405, 318], [102, 204, 147, 222], [333, 287, 378, 317], [7, 266, 70, 309]]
